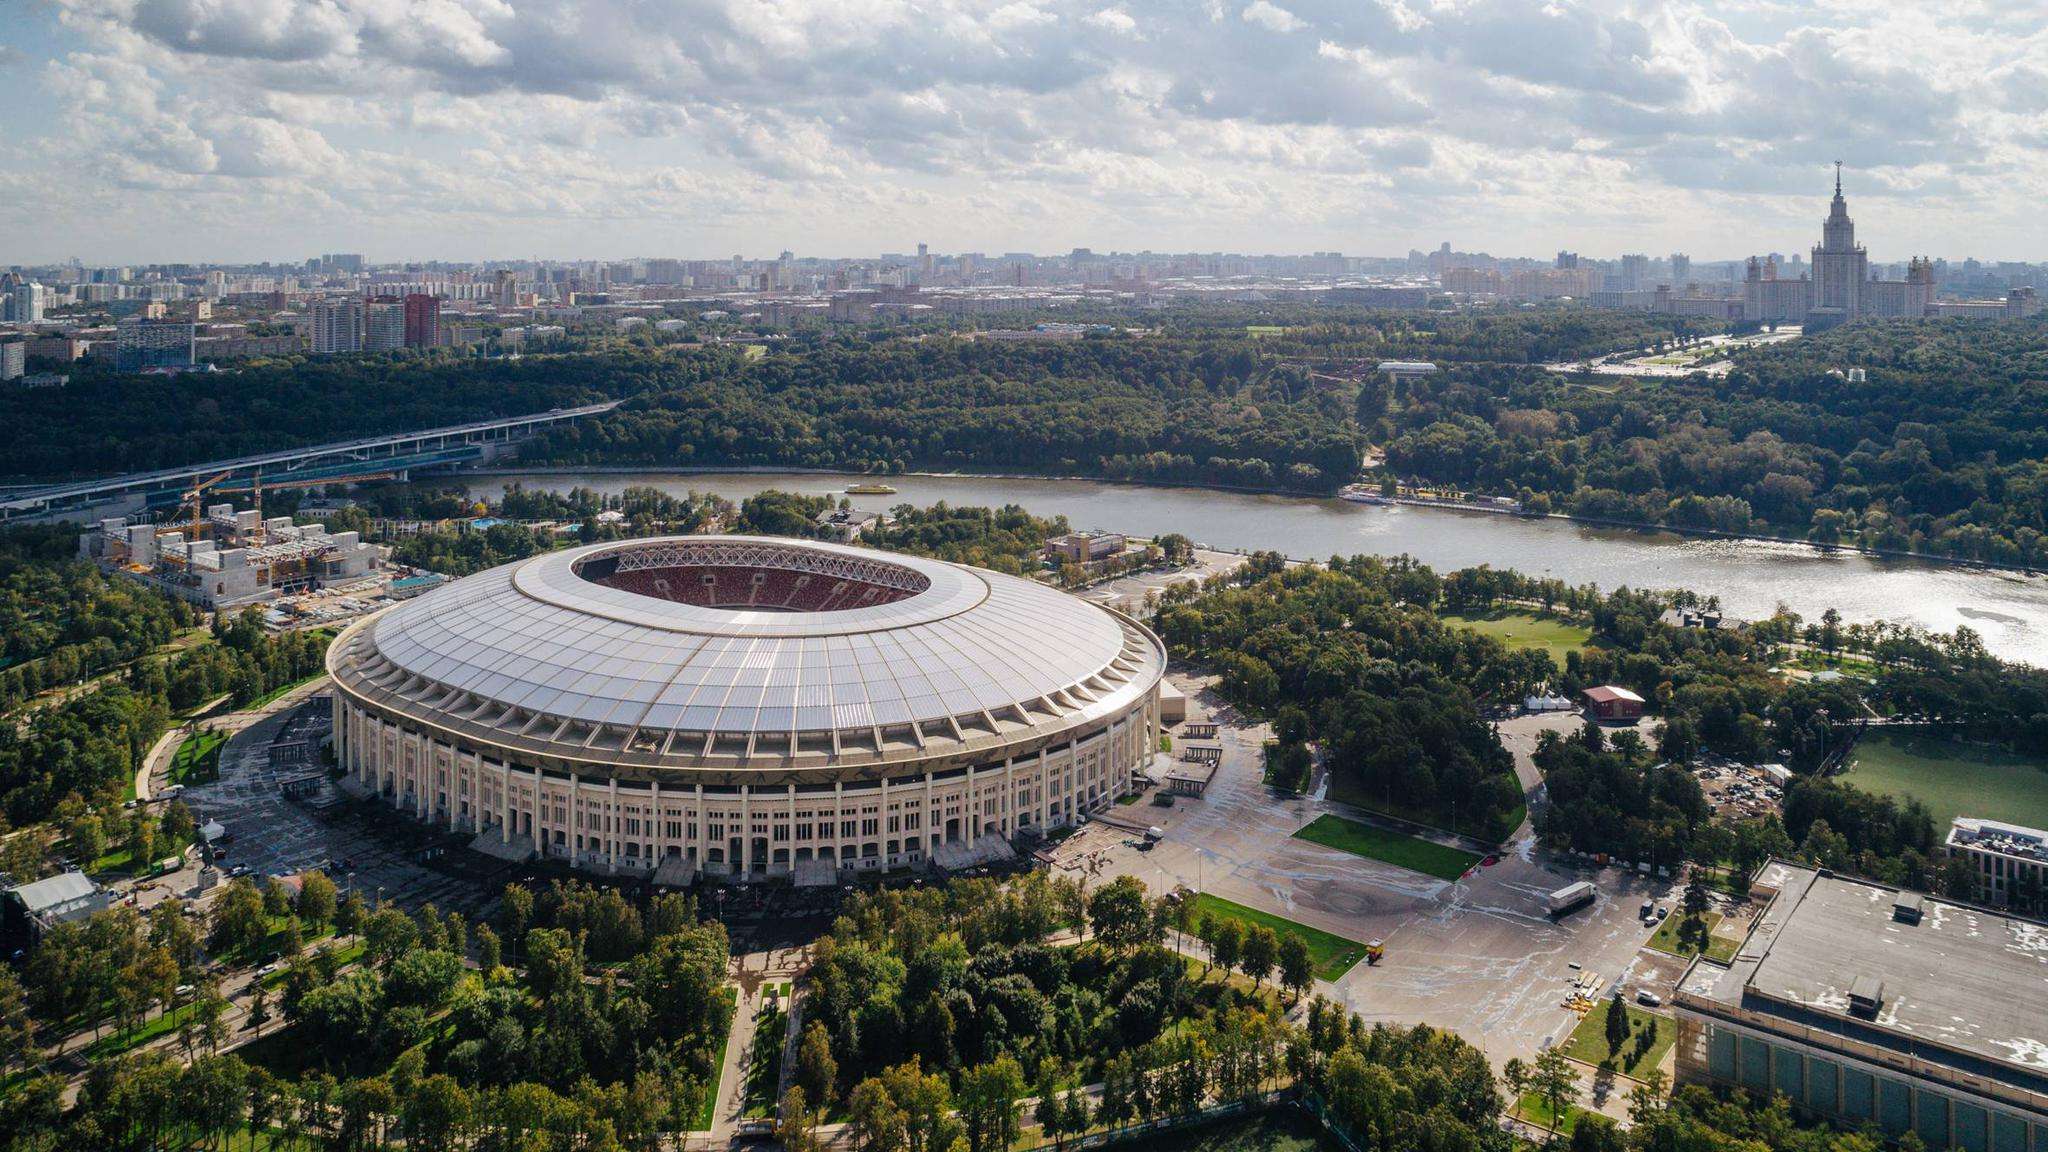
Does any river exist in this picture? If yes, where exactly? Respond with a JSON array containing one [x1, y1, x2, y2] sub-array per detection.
[[462, 470, 2048, 667]]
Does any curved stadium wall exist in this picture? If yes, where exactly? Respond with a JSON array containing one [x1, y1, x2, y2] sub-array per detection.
[[326, 536, 1165, 879]]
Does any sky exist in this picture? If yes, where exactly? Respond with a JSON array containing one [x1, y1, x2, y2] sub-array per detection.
[[1, 0, 2045, 266]]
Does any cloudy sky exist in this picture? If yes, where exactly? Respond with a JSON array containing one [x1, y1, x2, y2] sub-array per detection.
[[2, 0, 2044, 265]]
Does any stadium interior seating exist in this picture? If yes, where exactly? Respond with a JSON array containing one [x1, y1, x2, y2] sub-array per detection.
[[591, 564, 917, 612]]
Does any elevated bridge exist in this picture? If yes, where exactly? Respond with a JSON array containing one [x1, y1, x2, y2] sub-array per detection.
[[1, 401, 619, 522]]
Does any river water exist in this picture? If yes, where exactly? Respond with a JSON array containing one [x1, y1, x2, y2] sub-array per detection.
[[464, 470, 2048, 667]]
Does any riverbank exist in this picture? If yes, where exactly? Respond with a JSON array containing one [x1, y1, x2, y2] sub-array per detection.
[[453, 466, 2048, 665], [456, 463, 2046, 579]]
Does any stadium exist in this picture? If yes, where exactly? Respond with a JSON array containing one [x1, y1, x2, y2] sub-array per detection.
[[326, 536, 1167, 881]]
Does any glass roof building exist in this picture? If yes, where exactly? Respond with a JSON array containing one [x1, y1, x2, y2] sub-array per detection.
[[328, 536, 1166, 881]]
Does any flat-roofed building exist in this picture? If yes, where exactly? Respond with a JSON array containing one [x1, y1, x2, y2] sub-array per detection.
[[2, 871, 109, 950], [1674, 861, 2048, 1151], [1946, 818, 2048, 913], [1046, 531, 1126, 564]]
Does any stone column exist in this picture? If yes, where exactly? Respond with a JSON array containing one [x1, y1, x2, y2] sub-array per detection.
[[607, 777, 620, 875], [651, 779, 663, 862]]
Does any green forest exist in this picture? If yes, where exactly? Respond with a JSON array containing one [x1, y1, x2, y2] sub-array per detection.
[[9, 304, 2045, 564]]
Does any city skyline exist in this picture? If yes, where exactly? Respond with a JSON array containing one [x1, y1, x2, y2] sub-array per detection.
[[2, 1, 2045, 264]]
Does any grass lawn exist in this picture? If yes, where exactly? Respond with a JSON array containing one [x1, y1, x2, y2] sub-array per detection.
[[1514, 1091, 1585, 1136], [1559, 1001, 1675, 1079], [77, 995, 225, 1062], [1840, 732, 2048, 830], [742, 1003, 787, 1118], [1324, 775, 1525, 845], [1439, 610, 1591, 664], [1187, 892, 1368, 981], [170, 728, 230, 786], [243, 671, 330, 712], [1646, 910, 1737, 964], [1292, 814, 1480, 882], [692, 986, 740, 1131]]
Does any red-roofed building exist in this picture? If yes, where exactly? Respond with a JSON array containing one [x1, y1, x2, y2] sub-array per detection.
[[1581, 685, 1645, 721]]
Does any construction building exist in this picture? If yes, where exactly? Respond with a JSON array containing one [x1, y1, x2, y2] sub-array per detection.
[[1675, 861, 2048, 1152], [81, 502, 385, 610]]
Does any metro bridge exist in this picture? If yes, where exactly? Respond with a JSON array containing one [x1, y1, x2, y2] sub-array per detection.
[[0, 401, 620, 522]]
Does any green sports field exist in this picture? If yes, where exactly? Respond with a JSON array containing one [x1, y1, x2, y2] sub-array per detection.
[[1438, 611, 1591, 664], [1840, 732, 2048, 830], [1292, 814, 1479, 881]]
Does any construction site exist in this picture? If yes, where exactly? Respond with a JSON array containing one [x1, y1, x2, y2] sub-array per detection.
[[80, 486, 386, 612]]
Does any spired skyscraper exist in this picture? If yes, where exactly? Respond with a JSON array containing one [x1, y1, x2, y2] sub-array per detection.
[[1807, 161, 1869, 328]]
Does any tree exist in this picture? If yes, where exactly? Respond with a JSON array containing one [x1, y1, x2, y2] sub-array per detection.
[[501, 884, 534, 957], [334, 891, 366, 936], [1277, 933, 1314, 1001], [1627, 1067, 1668, 1126], [957, 1056, 1026, 1152], [1097, 1051, 1138, 1133], [848, 1078, 908, 1152], [208, 878, 268, 958], [476, 924, 502, 974], [1529, 1047, 1578, 1133], [777, 1087, 824, 1152], [362, 905, 419, 968], [1571, 1113, 1627, 1152], [401, 1074, 474, 1152], [0, 966, 35, 1072], [297, 870, 337, 926], [1086, 876, 1156, 950], [181, 1053, 249, 1151], [1679, 870, 1712, 954], [1205, 916, 1244, 975], [797, 1020, 838, 1105], [882, 1059, 961, 1152], [1240, 925, 1279, 988], [1059, 1082, 1092, 1146], [1033, 1067, 1067, 1151], [1603, 995, 1628, 1057]]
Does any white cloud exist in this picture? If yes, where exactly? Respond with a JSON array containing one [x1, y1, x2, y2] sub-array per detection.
[[1240, 1, 1303, 34], [1085, 7, 1138, 35], [3, 0, 2043, 261]]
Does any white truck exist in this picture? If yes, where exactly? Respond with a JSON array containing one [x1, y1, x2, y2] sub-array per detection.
[[1547, 880, 1597, 917]]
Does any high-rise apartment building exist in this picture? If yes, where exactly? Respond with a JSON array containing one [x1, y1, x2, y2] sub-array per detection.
[[1, 340, 24, 381], [494, 269, 519, 310], [311, 297, 364, 354], [6, 281, 46, 324], [113, 317, 196, 370], [364, 296, 405, 353], [402, 294, 441, 348]]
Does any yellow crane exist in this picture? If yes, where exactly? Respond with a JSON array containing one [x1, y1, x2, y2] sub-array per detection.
[[177, 471, 234, 540]]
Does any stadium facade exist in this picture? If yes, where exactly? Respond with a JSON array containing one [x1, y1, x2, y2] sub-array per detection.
[[326, 537, 1166, 880]]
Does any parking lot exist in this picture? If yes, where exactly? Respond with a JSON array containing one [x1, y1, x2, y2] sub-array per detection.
[[1052, 676, 1673, 1069], [179, 698, 497, 916]]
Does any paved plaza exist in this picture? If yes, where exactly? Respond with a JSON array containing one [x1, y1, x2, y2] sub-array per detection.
[[1052, 678, 1674, 1069], [179, 694, 495, 915]]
